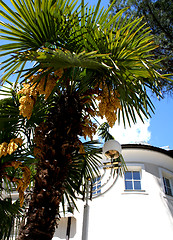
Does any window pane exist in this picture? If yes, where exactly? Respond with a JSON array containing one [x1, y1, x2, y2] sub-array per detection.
[[97, 176, 101, 181], [92, 176, 101, 195], [134, 181, 141, 190], [125, 171, 132, 180], [165, 187, 172, 196], [133, 171, 141, 180], [165, 178, 171, 188], [163, 177, 167, 190], [97, 183, 101, 190], [92, 178, 96, 184], [97, 182, 101, 187], [125, 180, 133, 190], [163, 177, 172, 196], [166, 187, 172, 196]]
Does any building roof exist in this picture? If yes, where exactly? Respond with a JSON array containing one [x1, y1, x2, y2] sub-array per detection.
[[122, 143, 173, 158]]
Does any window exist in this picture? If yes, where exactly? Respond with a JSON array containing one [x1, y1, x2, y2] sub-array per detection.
[[163, 177, 172, 196], [92, 176, 101, 195], [159, 168, 173, 197], [124, 171, 141, 190]]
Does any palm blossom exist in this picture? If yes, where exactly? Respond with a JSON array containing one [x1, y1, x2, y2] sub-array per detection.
[[0, 0, 168, 239], [0, 86, 33, 240]]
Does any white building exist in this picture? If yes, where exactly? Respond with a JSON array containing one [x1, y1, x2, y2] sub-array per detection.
[[53, 144, 173, 240]]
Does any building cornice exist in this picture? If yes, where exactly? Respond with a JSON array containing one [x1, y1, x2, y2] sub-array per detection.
[[122, 144, 173, 158]]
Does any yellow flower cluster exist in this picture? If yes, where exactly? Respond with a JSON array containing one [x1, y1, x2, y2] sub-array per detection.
[[18, 83, 38, 97], [30, 68, 63, 100], [78, 141, 85, 154], [33, 77, 56, 100], [0, 138, 23, 158], [11, 161, 22, 169], [15, 166, 31, 206], [0, 142, 8, 157], [19, 95, 35, 120], [18, 83, 37, 120], [81, 117, 97, 140], [96, 83, 122, 128], [18, 69, 63, 119]]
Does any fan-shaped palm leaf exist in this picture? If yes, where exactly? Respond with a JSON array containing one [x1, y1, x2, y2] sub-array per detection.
[[0, 198, 22, 240], [0, 0, 167, 126]]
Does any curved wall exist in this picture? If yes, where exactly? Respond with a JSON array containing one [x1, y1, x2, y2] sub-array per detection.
[[54, 145, 173, 240]]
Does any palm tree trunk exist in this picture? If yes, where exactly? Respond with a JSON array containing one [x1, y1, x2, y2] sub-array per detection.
[[18, 91, 82, 240]]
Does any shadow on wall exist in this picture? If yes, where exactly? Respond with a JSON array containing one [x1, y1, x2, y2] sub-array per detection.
[[54, 217, 76, 239], [145, 162, 173, 219], [160, 194, 173, 221]]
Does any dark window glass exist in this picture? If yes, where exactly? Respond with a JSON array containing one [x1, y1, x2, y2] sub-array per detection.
[[134, 181, 141, 190], [97, 176, 101, 181], [125, 171, 132, 180], [133, 171, 141, 180], [163, 177, 172, 196], [97, 180, 101, 194], [167, 188, 172, 196], [125, 181, 133, 190], [92, 176, 101, 195], [125, 171, 141, 190]]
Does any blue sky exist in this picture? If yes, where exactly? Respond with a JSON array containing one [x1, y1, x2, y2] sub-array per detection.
[[87, 0, 109, 8], [148, 95, 173, 149], [0, 0, 173, 149]]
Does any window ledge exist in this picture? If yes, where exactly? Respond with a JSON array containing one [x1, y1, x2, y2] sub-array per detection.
[[122, 190, 148, 195]]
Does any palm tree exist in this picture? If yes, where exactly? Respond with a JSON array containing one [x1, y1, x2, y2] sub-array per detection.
[[0, 82, 102, 240], [0, 0, 168, 239]]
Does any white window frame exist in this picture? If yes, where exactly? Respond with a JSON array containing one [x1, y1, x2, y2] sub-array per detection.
[[123, 164, 146, 193], [159, 168, 173, 199]]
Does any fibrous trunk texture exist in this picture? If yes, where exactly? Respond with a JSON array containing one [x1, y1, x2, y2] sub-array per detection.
[[18, 91, 82, 240]]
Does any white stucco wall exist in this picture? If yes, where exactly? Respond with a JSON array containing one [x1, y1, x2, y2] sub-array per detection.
[[53, 146, 173, 240]]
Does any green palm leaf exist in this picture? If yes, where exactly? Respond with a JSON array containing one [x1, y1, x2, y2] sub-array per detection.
[[0, 198, 22, 240], [19, 49, 110, 75]]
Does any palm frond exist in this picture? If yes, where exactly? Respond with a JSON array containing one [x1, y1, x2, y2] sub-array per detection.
[[0, 197, 22, 240], [17, 49, 110, 78], [98, 122, 114, 142]]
